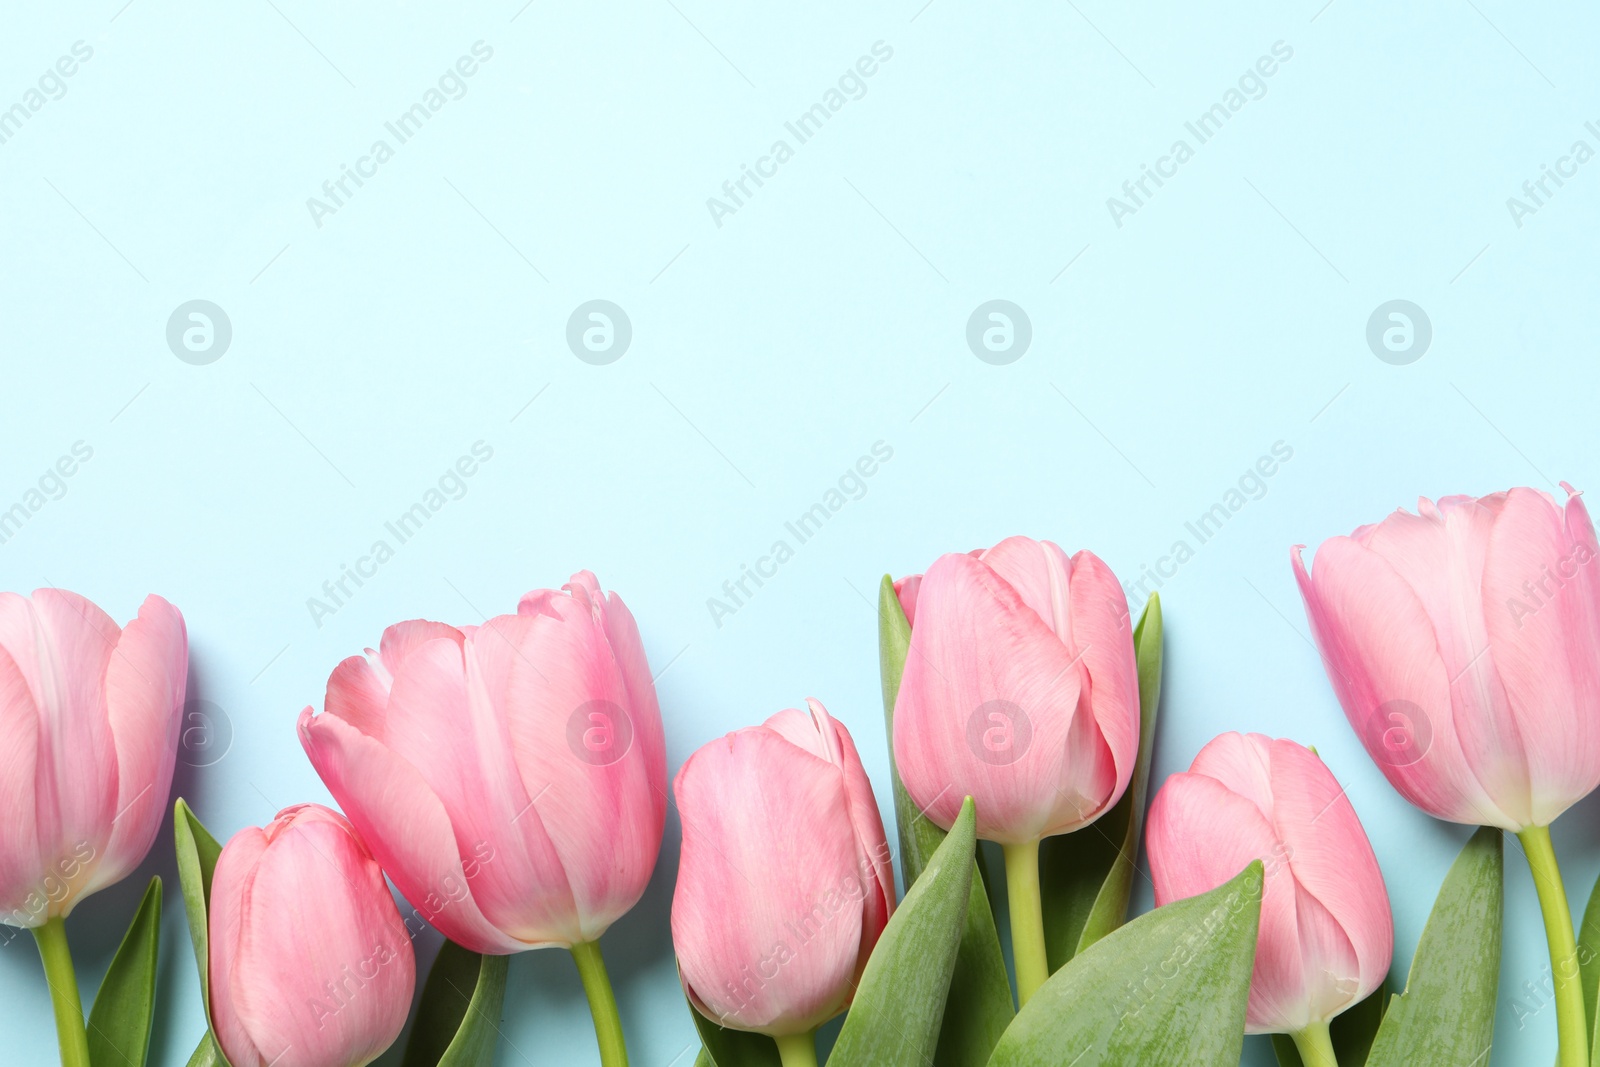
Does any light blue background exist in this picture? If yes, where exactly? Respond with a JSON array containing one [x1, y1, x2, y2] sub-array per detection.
[[3, 0, 1597, 1063]]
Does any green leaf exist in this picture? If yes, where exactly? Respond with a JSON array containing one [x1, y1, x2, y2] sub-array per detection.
[[183, 1033, 224, 1067], [1579, 860, 1600, 1059], [682, 985, 782, 1067], [830, 797, 979, 1067], [878, 576, 1014, 1066], [1269, 980, 1389, 1067], [87, 876, 162, 1067], [1041, 593, 1163, 967], [987, 860, 1263, 1067], [174, 798, 232, 1067], [1364, 827, 1502, 1067], [402, 939, 510, 1067]]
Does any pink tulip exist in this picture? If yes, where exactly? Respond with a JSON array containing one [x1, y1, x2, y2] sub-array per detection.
[[1292, 487, 1600, 831], [298, 571, 667, 952], [1147, 733, 1393, 1037], [0, 589, 186, 928], [672, 699, 894, 1038], [891, 536, 1140, 844], [210, 804, 415, 1067]]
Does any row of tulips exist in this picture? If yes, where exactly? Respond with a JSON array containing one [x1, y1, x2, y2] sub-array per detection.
[[4, 485, 1599, 1067]]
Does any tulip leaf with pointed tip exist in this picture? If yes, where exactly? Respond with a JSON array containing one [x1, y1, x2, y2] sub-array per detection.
[[681, 983, 782, 1067], [829, 796, 979, 1067], [1041, 593, 1163, 968], [1269, 980, 1389, 1067], [86, 876, 162, 1067], [1363, 827, 1502, 1067], [987, 860, 1262, 1067], [878, 575, 1014, 1066], [402, 939, 510, 1067], [174, 798, 234, 1067]]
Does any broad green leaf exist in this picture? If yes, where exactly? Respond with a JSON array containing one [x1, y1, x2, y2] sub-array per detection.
[[1364, 827, 1502, 1067], [174, 798, 233, 1067], [683, 986, 781, 1067], [1580, 861, 1600, 1058], [184, 1033, 224, 1067], [988, 860, 1263, 1067], [878, 575, 1014, 1065], [87, 876, 162, 1067], [1041, 593, 1163, 967], [829, 797, 979, 1067], [402, 939, 510, 1067], [1269, 980, 1389, 1067]]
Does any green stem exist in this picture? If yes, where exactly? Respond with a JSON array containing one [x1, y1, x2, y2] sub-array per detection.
[[1290, 1021, 1339, 1067], [570, 940, 629, 1067], [1003, 839, 1049, 1007], [32, 918, 90, 1067], [1519, 825, 1589, 1067], [773, 1031, 820, 1067]]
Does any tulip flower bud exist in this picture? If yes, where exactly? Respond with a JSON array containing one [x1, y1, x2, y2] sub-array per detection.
[[1147, 733, 1393, 1035], [672, 700, 894, 1037], [891, 536, 1141, 844], [0, 589, 186, 928], [298, 572, 667, 952], [1293, 487, 1600, 831], [209, 804, 415, 1067]]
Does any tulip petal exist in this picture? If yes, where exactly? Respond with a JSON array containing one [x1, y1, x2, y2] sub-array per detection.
[[0, 644, 43, 923], [86, 595, 186, 897], [210, 825, 269, 1067], [1148, 769, 1301, 1031], [1265, 739, 1392, 1003], [383, 626, 578, 944], [478, 605, 656, 941], [767, 701, 896, 967], [377, 619, 464, 682], [1065, 550, 1141, 810], [297, 709, 526, 955], [893, 551, 1092, 843], [1283, 880, 1363, 1030], [1483, 488, 1600, 825], [894, 574, 922, 627], [1293, 542, 1520, 829], [977, 537, 1076, 644], [0, 591, 121, 900], [1187, 731, 1275, 818], [1358, 499, 1539, 824], [324, 654, 392, 742], [598, 587, 668, 837], [673, 727, 864, 1035], [1151, 735, 1394, 1034], [226, 809, 415, 1067]]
